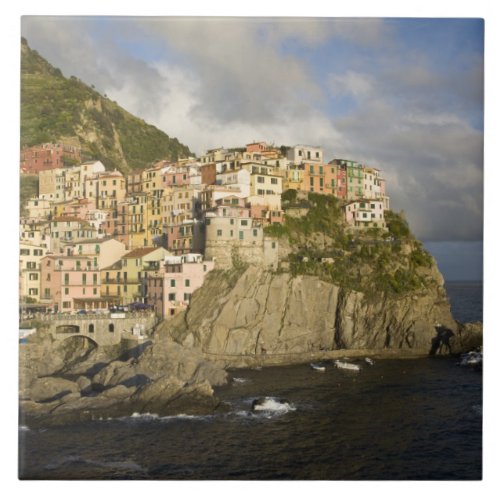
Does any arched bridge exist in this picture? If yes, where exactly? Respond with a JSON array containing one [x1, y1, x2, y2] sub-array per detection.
[[38, 312, 158, 346]]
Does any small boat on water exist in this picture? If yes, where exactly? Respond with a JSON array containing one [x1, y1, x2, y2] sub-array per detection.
[[310, 363, 326, 372], [334, 360, 361, 371]]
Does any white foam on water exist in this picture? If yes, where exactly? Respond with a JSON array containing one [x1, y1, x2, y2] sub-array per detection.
[[459, 351, 482, 366], [252, 397, 296, 413], [364, 357, 375, 365], [130, 412, 160, 419], [19, 425, 30, 432], [116, 412, 213, 423]]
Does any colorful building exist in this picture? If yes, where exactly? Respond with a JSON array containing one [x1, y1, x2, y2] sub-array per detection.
[[146, 253, 215, 317], [20, 143, 81, 174], [343, 199, 386, 230], [19, 242, 47, 303], [100, 247, 171, 306], [39, 255, 101, 312]]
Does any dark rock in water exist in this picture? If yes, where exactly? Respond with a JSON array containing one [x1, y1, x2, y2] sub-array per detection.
[[451, 322, 483, 354]]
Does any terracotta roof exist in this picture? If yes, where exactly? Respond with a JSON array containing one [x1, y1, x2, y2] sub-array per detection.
[[122, 247, 159, 259]]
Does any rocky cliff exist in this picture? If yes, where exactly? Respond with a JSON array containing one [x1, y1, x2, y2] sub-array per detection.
[[19, 332, 227, 426], [163, 264, 467, 366]]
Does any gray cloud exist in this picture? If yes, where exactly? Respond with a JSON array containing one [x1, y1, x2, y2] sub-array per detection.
[[21, 17, 483, 242]]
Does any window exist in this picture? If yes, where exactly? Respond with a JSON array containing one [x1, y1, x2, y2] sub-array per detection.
[[310, 165, 314, 174], [28, 273, 38, 280], [82, 274, 87, 285], [230, 218, 234, 225], [241, 219, 248, 226], [65, 287, 69, 295], [363, 213, 367, 219], [239, 231, 244, 240], [185, 279, 190, 287], [316, 152, 320, 158], [253, 229, 258, 237], [64, 273, 69, 285], [28, 288, 38, 296], [108, 323, 114, 333], [203, 265, 207, 272], [170, 279, 176, 287], [184, 293, 192, 302], [257, 176, 265, 183], [88, 324, 94, 333], [272, 242, 276, 249], [168, 293, 176, 301], [217, 229, 223, 237], [63, 301, 71, 309], [271, 178, 278, 185]]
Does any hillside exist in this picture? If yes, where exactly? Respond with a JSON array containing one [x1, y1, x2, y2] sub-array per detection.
[[21, 38, 192, 173], [265, 190, 437, 296]]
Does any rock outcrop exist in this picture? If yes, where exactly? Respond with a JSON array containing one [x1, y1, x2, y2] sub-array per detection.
[[164, 265, 473, 365], [19, 331, 227, 426]]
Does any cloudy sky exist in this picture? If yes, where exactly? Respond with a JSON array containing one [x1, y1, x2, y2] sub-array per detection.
[[21, 16, 484, 279]]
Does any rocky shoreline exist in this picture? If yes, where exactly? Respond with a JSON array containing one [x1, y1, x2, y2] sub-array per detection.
[[19, 318, 482, 427]]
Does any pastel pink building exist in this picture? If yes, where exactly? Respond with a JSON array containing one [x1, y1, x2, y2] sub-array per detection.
[[40, 255, 101, 312], [146, 254, 215, 318], [249, 204, 284, 225], [161, 167, 190, 188]]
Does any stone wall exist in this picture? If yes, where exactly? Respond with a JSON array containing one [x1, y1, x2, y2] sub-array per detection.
[[205, 238, 278, 270]]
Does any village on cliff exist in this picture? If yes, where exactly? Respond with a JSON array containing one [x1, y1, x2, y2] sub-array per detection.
[[20, 141, 390, 321]]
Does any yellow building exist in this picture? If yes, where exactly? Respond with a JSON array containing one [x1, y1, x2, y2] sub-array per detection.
[[100, 246, 171, 305], [283, 165, 304, 191], [127, 193, 150, 249]]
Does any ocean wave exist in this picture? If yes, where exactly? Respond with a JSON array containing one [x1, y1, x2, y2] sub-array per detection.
[[110, 412, 214, 423], [251, 396, 296, 414]]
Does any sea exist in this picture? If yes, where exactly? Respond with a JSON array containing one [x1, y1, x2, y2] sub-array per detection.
[[18, 281, 483, 480]]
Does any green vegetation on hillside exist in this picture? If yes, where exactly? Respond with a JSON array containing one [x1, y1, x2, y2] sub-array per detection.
[[266, 190, 437, 296], [21, 38, 192, 173], [20, 175, 38, 215]]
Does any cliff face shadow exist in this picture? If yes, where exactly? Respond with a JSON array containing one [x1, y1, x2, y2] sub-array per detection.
[[429, 325, 454, 356]]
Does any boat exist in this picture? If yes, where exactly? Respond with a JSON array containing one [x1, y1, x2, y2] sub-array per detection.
[[334, 360, 361, 371], [364, 357, 375, 365], [310, 363, 326, 372]]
